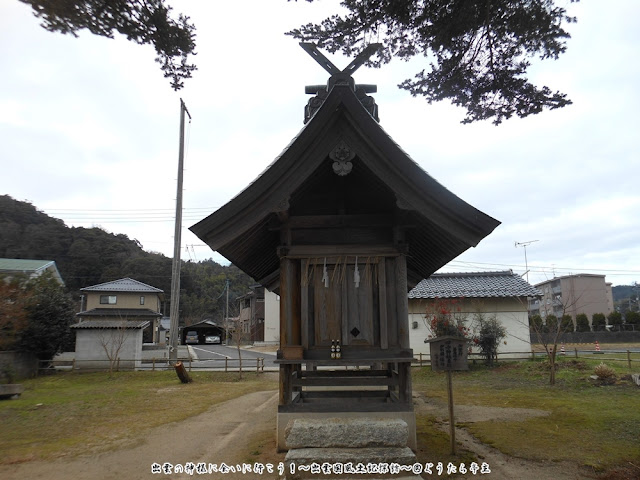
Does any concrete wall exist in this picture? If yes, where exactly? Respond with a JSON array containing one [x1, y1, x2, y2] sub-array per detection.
[[408, 297, 531, 357], [74, 328, 143, 370], [85, 292, 161, 312], [0, 351, 38, 381]]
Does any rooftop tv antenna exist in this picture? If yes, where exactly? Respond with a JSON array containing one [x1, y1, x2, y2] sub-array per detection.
[[515, 240, 539, 283]]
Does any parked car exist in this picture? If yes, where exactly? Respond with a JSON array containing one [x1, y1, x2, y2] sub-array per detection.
[[185, 331, 199, 344], [205, 335, 221, 344]]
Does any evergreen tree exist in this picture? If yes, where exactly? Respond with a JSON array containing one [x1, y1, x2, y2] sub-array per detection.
[[625, 311, 640, 326], [607, 311, 623, 327], [19, 273, 76, 362], [19, 0, 196, 90], [529, 314, 543, 333], [0, 276, 30, 351], [575, 313, 590, 332], [561, 314, 574, 333], [592, 313, 606, 331], [288, 0, 576, 124], [545, 314, 558, 334]]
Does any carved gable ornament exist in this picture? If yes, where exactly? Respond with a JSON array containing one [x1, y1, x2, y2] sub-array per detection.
[[329, 141, 355, 176]]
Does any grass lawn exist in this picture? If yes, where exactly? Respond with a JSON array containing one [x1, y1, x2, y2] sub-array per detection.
[[0, 370, 277, 464], [1, 358, 638, 476], [412, 357, 640, 474]]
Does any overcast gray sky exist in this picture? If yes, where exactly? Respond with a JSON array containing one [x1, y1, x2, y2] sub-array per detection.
[[1, 0, 638, 287]]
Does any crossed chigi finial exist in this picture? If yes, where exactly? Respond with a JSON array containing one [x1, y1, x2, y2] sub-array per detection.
[[301, 42, 382, 123], [300, 42, 382, 91]]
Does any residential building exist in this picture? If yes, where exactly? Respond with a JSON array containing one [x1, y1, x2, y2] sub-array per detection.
[[263, 290, 280, 344], [409, 271, 542, 357], [529, 274, 613, 322], [0, 258, 64, 285], [76, 278, 164, 343], [237, 285, 265, 342], [71, 278, 165, 370]]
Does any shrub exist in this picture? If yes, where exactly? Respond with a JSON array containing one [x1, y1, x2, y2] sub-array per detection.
[[472, 314, 506, 367], [545, 315, 558, 333], [624, 311, 640, 326], [608, 311, 623, 326], [424, 298, 469, 339], [529, 314, 543, 333], [575, 313, 590, 332], [594, 363, 617, 385], [561, 314, 574, 333], [592, 313, 606, 331]]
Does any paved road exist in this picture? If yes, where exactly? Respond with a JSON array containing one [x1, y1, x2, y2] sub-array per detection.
[[188, 344, 278, 370]]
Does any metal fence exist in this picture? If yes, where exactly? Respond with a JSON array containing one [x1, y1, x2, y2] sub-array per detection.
[[41, 356, 266, 374], [40, 349, 639, 375], [412, 349, 640, 370]]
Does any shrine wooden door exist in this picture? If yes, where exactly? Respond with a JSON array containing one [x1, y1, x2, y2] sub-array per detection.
[[302, 260, 381, 351]]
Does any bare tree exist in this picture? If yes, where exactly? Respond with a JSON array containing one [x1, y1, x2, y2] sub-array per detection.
[[98, 319, 129, 374], [528, 293, 584, 385], [229, 315, 252, 380], [226, 299, 246, 379]]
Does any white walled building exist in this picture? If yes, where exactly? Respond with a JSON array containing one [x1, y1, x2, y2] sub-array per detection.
[[408, 271, 542, 357], [263, 290, 280, 344], [71, 320, 148, 370]]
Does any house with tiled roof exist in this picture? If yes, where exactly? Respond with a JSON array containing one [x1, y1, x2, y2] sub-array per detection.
[[76, 278, 164, 342], [0, 258, 64, 285], [72, 278, 165, 370], [408, 271, 542, 357]]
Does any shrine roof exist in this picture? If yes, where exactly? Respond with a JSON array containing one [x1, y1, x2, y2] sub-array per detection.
[[409, 271, 542, 299], [190, 84, 500, 285]]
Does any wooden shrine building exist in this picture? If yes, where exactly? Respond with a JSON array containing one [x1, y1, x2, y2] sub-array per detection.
[[190, 44, 500, 450]]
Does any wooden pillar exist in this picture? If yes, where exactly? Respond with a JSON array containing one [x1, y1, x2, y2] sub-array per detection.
[[279, 363, 294, 405], [395, 254, 410, 349], [279, 255, 300, 407], [279, 256, 301, 347]]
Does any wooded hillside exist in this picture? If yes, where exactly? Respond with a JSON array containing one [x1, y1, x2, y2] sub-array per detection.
[[0, 195, 254, 324]]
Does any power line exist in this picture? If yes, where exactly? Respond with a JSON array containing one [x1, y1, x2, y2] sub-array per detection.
[[446, 260, 640, 276]]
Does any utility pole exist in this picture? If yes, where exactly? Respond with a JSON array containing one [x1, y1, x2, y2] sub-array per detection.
[[169, 98, 191, 363], [515, 240, 539, 284], [225, 278, 230, 344]]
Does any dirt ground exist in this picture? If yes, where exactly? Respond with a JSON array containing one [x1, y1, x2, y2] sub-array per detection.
[[0, 387, 597, 480], [413, 395, 592, 480]]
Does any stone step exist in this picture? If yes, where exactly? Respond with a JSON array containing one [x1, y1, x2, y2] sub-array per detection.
[[285, 418, 409, 449], [285, 447, 418, 480]]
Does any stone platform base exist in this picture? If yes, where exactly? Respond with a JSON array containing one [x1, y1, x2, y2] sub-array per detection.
[[286, 446, 416, 464], [282, 417, 419, 479], [277, 412, 417, 452], [285, 447, 418, 479]]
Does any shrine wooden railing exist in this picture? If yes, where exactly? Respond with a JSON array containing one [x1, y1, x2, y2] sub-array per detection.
[[275, 357, 413, 413]]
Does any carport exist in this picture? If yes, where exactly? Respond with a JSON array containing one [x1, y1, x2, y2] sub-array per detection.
[[181, 319, 225, 345]]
